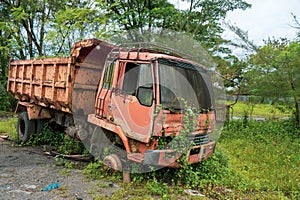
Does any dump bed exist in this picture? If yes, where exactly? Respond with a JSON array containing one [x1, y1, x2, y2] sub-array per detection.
[[7, 39, 115, 114]]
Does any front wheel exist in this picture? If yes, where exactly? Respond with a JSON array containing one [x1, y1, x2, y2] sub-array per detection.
[[17, 112, 36, 143], [103, 154, 122, 171]]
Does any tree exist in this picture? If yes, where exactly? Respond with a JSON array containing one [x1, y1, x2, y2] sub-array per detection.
[[0, 0, 106, 59], [0, 0, 107, 110], [98, 0, 251, 55], [176, 0, 251, 54], [45, 0, 107, 55], [96, 0, 179, 41], [245, 38, 300, 127]]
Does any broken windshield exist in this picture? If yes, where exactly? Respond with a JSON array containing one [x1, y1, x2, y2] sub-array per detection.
[[158, 58, 214, 111]]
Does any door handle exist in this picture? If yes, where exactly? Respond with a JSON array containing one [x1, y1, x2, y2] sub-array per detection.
[[108, 104, 117, 110]]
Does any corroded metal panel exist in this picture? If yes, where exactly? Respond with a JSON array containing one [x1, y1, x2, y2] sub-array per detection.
[[7, 39, 116, 114]]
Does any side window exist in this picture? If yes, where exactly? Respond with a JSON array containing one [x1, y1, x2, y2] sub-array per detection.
[[121, 62, 153, 106], [137, 64, 152, 88], [103, 61, 115, 89], [122, 63, 139, 94], [122, 62, 152, 95]]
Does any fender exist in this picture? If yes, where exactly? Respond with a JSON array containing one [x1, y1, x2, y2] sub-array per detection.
[[88, 114, 131, 153], [16, 102, 51, 120]]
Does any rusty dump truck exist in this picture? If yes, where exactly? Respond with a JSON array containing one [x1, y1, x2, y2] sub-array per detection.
[[7, 38, 217, 170]]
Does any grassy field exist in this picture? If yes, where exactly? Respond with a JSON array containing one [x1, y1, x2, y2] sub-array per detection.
[[0, 116, 17, 138], [228, 101, 292, 119], [218, 120, 300, 199]]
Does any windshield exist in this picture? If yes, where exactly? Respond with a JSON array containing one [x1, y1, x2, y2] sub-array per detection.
[[158, 58, 214, 110]]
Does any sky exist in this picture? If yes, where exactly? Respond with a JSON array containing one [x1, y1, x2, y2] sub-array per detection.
[[171, 0, 300, 46], [224, 0, 300, 45]]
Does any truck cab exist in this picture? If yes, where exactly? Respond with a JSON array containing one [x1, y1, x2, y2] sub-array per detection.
[[88, 45, 216, 169]]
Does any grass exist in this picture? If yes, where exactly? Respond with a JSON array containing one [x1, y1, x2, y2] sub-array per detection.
[[84, 119, 300, 199], [0, 116, 18, 139], [1, 109, 299, 199], [218, 120, 300, 199], [228, 101, 291, 119]]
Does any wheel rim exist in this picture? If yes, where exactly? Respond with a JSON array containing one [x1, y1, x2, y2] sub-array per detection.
[[103, 154, 122, 171]]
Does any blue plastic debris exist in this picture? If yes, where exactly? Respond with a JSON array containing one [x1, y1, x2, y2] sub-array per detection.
[[42, 183, 60, 191], [4, 185, 10, 190]]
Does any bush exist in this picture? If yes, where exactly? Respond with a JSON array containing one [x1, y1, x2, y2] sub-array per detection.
[[26, 122, 86, 155], [0, 80, 16, 111]]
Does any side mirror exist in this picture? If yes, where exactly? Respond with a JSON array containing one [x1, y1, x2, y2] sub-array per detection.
[[136, 86, 154, 107]]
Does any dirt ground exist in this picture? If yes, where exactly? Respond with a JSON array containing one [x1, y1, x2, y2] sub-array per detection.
[[0, 139, 119, 200]]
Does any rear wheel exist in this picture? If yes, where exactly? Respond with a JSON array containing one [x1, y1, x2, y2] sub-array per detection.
[[17, 112, 36, 143]]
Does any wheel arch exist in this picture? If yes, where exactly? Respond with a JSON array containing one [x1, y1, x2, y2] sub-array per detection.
[[15, 102, 51, 120]]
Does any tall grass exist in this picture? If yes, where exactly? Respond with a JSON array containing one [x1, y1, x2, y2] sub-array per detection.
[[218, 119, 300, 199], [229, 101, 291, 119], [83, 119, 300, 199]]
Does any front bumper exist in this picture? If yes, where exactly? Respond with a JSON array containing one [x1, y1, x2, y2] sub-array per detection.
[[142, 141, 216, 167]]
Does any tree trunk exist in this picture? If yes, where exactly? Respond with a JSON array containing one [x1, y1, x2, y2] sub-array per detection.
[[293, 95, 299, 128], [291, 81, 299, 127]]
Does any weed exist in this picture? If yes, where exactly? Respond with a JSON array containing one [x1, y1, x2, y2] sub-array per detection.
[[25, 122, 87, 155], [58, 138, 85, 155], [26, 123, 65, 146], [219, 119, 300, 199], [146, 177, 169, 196], [84, 161, 106, 180]]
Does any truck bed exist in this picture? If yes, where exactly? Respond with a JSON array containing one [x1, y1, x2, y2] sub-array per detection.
[[7, 39, 115, 115]]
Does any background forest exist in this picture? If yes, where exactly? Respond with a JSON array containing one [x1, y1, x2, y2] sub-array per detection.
[[0, 0, 299, 126]]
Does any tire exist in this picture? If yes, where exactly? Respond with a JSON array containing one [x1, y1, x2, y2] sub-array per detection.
[[17, 112, 36, 143]]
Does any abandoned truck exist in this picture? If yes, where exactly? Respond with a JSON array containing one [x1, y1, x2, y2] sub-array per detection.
[[7, 38, 217, 170]]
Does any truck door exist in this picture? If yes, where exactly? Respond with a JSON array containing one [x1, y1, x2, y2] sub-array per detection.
[[110, 61, 155, 143]]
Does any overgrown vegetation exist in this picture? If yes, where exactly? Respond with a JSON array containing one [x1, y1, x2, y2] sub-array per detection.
[[229, 101, 291, 119], [83, 119, 299, 199], [0, 80, 17, 112], [1, 113, 299, 199], [25, 123, 87, 155], [219, 119, 300, 199]]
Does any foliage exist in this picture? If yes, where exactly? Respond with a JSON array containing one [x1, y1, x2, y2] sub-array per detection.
[[58, 137, 86, 155], [0, 81, 12, 111], [45, 1, 107, 55], [177, 0, 251, 54], [229, 101, 291, 119], [0, 0, 107, 59], [82, 119, 300, 199], [0, 79, 18, 112], [219, 120, 300, 199], [99, 0, 251, 56], [245, 38, 300, 126], [215, 55, 247, 92], [0, 0, 253, 112], [26, 122, 86, 155], [84, 160, 122, 181], [146, 177, 169, 196], [26, 123, 65, 146]]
